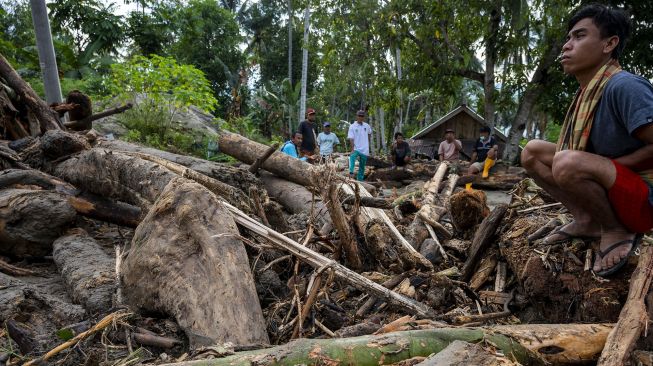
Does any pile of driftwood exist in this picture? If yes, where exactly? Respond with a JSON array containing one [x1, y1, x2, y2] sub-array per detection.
[[0, 53, 651, 366]]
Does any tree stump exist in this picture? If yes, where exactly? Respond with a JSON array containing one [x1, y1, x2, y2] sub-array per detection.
[[121, 177, 269, 347]]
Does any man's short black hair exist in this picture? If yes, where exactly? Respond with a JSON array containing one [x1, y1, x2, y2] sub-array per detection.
[[394, 132, 404, 139], [568, 4, 630, 59], [292, 131, 302, 138]]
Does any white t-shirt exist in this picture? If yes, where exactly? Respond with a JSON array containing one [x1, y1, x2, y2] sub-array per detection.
[[347, 122, 372, 156]]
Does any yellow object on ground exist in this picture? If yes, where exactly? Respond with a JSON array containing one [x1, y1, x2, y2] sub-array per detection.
[[465, 183, 473, 191], [482, 158, 495, 178]]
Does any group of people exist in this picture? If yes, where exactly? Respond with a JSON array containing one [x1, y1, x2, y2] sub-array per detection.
[[278, 4, 653, 277], [437, 126, 499, 177]]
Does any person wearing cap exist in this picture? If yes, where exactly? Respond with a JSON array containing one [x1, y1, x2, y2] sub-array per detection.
[[298, 108, 319, 157], [317, 122, 340, 159], [347, 110, 373, 181], [469, 126, 499, 177], [390, 132, 412, 169], [438, 128, 463, 162]]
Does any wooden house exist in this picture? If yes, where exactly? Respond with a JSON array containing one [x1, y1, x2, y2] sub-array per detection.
[[409, 104, 508, 160]]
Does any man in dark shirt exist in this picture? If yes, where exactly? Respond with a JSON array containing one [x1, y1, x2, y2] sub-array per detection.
[[390, 132, 412, 168], [521, 4, 653, 276], [298, 108, 319, 156], [468, 126, 498, 176]]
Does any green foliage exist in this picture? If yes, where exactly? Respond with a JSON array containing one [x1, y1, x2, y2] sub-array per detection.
[[105, 55, 217, 112], [105, 55, 218, 157], [170, 0, 245, 114], [544, 122, 561, 143]]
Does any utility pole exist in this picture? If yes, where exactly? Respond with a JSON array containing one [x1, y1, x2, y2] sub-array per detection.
[[287, 0, 293, 135], [30, 0, 62, 104], [298, 2, 309, 124]]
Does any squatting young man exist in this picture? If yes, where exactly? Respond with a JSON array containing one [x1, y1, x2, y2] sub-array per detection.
[[520, 4, 653, 276]]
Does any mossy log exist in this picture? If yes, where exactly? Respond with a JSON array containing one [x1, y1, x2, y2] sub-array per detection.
[[162, 323, 614, 366]]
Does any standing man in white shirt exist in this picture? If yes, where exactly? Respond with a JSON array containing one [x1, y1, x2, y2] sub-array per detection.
[[348, 110, 373, 181]]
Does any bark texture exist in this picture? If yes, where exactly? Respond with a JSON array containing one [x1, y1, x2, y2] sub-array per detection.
[[53, 229, 116, 314], [0, 188, 76, 257], [121, 177, 269, 347], [97, 138, 262, 195]]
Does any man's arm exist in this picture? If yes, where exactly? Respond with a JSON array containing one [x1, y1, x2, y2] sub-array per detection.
[[454, 139, 463, 151], [470, 152, 478, 162], [614, 124, 653, 171], [439, 154, 445, 161]]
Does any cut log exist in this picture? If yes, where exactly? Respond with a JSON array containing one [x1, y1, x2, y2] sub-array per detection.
[[339, 182, 433, 271], [160, 324, 615, 366], [449, 189, 490, 231], [221, 200, 435, 317], [121, 177, 268, 347], [461, 205, 507, 282], [96, 138, 262, 195], [598, 245, 653, 366], [260, 172, 331, 231], [52, 229, 116, 314], [218, 129, 319, 187], [0, 273, 85, 355], [0, 169, 142, 227], [0, 54, 62, 131], [0, 188, 76, 257]]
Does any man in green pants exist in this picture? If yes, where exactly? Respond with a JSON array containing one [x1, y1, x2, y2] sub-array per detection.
[[348, 110, 373, 181]]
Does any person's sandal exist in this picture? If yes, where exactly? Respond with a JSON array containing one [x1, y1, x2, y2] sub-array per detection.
[[594, 233, 643, 277]]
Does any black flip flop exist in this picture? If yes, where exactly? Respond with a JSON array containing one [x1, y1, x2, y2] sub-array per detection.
[[542, 225, 600, 245], [594, 233, 643, 277]]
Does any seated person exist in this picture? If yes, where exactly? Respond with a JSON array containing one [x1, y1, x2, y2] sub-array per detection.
[[390, 132, 412, 168], [468, 126, 498, 177], [281, 132, 314, 162], [438, 128, 463, 162]]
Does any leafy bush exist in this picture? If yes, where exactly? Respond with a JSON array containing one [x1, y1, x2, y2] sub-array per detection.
[[103, 55, 219, 157]]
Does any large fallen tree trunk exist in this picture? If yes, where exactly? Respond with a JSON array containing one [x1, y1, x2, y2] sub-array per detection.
[[260, 172, 331, 231], [121, 177, 269, 347], [53, 229, 116, 314], [162, 323, 614, 366], [53, 148, 251, 213], [0, 188, 77, 257], [0, 169, 141, 227], [218, 129, 318, 187], [96, 138, 262, 195]]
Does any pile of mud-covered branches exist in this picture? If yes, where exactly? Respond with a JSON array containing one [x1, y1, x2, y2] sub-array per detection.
[[0, 53, 651, 366]]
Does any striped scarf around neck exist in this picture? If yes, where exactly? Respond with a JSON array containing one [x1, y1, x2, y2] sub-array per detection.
[[556, 59, 622, 152]]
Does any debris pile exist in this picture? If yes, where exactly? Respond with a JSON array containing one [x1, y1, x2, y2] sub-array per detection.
[[0, 54, 652, 366]]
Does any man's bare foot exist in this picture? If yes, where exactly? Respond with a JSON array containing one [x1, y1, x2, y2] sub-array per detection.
[[592, 231, 638, 273], [541, 221, 601, 245]]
